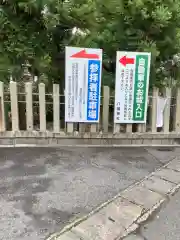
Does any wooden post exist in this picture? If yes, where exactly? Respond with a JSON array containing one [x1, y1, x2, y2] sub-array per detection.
[[67, 123, 74, 133], [163, 87, 171, 133], [25, 82, 33, 130], [79, 123, 85, 133], [53, 84, 60, 132], [10, 81, 19, 131], [90, 124, 97, 133], [102, 86, 110, 132], [39, 83, 46, 131], [126, 124, 132, 133], [0, 82, 5, 131], [113, 123, 120, 133], [175, 88, 180, 132], [137, 124, 146, 133], [151, 87, 158, 132]]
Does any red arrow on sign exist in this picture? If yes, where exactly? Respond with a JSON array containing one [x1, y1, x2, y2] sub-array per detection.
[[119, 56, 135, 66], [71, 49, 99, 59]]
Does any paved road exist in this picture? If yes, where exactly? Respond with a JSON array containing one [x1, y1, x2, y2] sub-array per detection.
[[0, 147, 179, 240], [127, 187, 180, 240]]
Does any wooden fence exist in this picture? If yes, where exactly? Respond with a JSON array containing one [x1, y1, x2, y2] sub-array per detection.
[[0, 81, 180, 134]]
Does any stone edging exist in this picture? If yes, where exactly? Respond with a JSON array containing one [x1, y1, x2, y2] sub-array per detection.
[[46, 157, 180, 240], [0, 131, 180, 146]]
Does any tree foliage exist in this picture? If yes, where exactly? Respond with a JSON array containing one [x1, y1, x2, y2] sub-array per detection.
[[80, 0, 180, 88], [1, 0, 180, 87], [0, 0, 96, 84]]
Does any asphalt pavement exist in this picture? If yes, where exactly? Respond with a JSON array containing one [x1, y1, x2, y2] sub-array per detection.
[[0, 147, 179, 240]]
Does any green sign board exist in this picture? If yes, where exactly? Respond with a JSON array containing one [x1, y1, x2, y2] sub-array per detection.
[[114, 51, 151, 123]]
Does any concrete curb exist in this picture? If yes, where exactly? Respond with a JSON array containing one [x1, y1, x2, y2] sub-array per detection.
[[46, 157, 180, 240], [0, 131, 180, 147], [1, 144, 180, 148]]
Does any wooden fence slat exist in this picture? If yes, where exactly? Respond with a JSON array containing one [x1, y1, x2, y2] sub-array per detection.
[[90, 124, 97, 133], [79, 123, 85, 133], [163, 87, 171, 133], [25, 83, 33, 131], [67, 123, 74, 133], [10, 81, 19, 131], [137, 124, 146, 133], [175, 88, 180, 132], [151, 87, 158, 132], [39, 83, 46, 131], [53, 84, 60, 132], [102, 86, 110, 132], [126, 124, 132, 133], [113, 123, 120, 133], [0, 82, 5, 131]]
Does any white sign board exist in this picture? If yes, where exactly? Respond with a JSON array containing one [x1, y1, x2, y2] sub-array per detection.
[[114, 51, 151, 123], [65, 47, 102, 123]]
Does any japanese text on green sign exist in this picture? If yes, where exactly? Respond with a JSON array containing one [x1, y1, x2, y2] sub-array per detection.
[[133, 55, 148, 121]]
